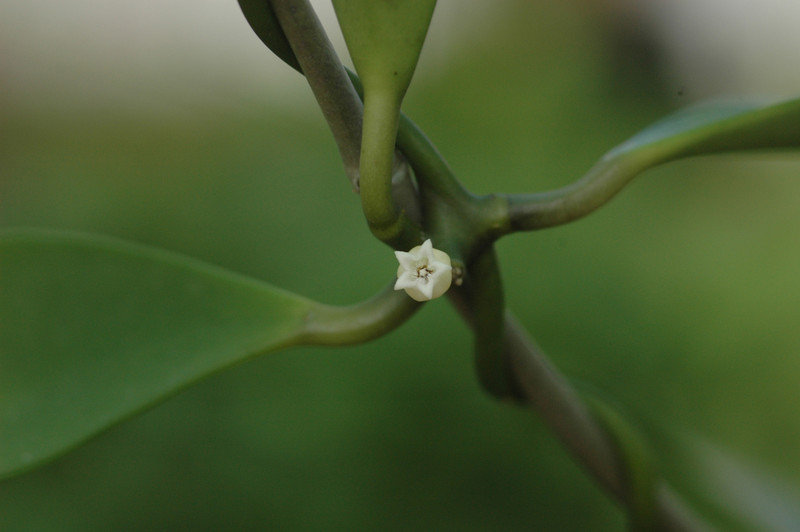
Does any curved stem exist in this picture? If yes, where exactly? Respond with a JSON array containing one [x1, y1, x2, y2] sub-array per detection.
[[344, 68, 468, 205], [395, 112, 471, 203], [301, 282, 420, 346], [393, 110, 512, 254], [359, 91, 404, 238], [446, 283, 711, 530], [458, 247, 516, 398], [504, 153, 650, 231], [257, 4, 713, 527], [504, 96, 800, 233], [259, 0, 493, 236]]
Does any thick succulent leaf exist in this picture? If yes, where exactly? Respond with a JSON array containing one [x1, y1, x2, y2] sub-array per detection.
[[0, 229, 313, 479], [238, 0, 302, 73], [510, 96, 800, 229], [332, 0, 436, 97], [609, 96, 800, 160]]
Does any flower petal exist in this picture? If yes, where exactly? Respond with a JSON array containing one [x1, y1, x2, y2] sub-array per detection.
[[419, 239, 433, 252], [394, 250, 420, 271], [394, 272, 419, 290], [393, 239, 452, 301], [418, 279, 436, 299]]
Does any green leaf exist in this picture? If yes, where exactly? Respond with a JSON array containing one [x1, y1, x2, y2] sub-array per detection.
[[609, 96, 800, 159], [509, 96, 800, 230], [237, 0, 302, 73], [0, 229, 313, 479], [332, 0, 436, 100]]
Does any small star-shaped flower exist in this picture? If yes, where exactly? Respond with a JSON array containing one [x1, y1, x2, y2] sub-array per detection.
[[394, 239, 453, 302]]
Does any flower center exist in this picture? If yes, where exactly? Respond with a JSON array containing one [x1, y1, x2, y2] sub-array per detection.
[[416, 264, 434, 282]]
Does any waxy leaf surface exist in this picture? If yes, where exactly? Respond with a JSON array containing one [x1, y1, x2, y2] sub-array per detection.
[[0, 230, 314, 478]]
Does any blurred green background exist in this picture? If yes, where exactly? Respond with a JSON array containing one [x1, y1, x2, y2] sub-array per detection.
[[3, 1, 800, 530]]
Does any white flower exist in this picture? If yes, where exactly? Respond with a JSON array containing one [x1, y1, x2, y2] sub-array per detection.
[[394, 239, 452, 302]]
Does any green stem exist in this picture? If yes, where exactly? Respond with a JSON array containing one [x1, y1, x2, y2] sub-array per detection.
[[504, 96, 800, 233], [502, 313, 714, 531], [359, 91, 403, 234], [392, 109, 511, 254], [269, 0, 364, 189], [504, 153, 650, 231], [458, 247, 517, 398], [586, 394, 658, 530], [502, 313, 623, 495], [446, 282, 711, 530], [344, 67, 508, 255], [301, 282, 420, 346], [269, 1, 421, 248], [395, 112, 471, 203]]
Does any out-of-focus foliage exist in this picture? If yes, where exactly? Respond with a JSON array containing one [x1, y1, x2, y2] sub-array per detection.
[[2, 2, 800, 530]]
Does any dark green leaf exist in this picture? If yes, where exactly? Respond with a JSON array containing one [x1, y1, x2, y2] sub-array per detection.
[[609, 96, 800, 160], [0, 229, 313, 478], [332, 0, 436, 97], [238, 0, 302, 73]]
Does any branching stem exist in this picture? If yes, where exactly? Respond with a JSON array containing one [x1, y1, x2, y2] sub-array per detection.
[[264, 3, 715, 529], [301, 282, 420, 346]]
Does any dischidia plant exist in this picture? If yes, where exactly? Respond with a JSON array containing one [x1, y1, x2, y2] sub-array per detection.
[[3, 1, 800, 530]]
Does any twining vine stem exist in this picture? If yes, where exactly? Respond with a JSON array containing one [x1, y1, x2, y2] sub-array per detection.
[[266, 1, 714, 529], [501, 313, 714, 532]]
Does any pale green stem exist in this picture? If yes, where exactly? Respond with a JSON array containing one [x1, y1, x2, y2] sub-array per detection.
[[300, 282, 419, 346], [395, 111, 473, 204], [505, 96, 800, 232], [505, 153, 650, 231], [359, 91, 404, 239]]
